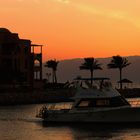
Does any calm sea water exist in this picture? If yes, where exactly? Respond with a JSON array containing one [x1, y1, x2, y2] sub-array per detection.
[[1, 104, 140, 140]]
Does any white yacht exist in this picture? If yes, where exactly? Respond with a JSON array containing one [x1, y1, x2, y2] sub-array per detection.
[[37, 78, 140, 123]]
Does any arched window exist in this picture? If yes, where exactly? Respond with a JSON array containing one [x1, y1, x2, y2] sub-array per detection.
[[34, 59, 40, 67]]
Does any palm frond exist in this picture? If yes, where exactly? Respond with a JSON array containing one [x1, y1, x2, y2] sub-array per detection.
[[79, 57, 102, 71], [45, 59, 59, 71], [107, 55, 131, 69]]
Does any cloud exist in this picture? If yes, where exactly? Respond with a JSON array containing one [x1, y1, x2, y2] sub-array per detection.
[[16, 0, 24, 2], [33, 0, 41, 4], [74, 3, 125, 20], [16, 0, 40, 4], [73, 2, 140, 29], [54, 0, 126, 20], [56, 0, 70, 4], [53, 0, 140, 29]]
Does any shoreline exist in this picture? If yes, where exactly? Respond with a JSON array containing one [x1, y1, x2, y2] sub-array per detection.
[[0, 88, 139, 106]]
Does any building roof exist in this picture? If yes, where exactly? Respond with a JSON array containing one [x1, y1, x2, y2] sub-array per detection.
[[0, 28, 11, 33], [31, 44, 43, 46]]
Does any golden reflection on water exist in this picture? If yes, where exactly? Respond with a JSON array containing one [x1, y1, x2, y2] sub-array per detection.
[[0, 104, 140, 140], [40, 127, 75, 140], [40, 123, 140, 140]]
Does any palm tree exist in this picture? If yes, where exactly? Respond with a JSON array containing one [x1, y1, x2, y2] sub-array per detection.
[[79, 57, 102, 84], [45, 59, 59, 83], [107, 55, 131, 89]]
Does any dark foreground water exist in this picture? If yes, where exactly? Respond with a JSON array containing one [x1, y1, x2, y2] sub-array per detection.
[[1, 104, 140, 140]]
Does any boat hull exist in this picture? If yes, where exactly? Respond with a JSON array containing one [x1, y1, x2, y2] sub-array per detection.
[[43, 107, 140, 123]]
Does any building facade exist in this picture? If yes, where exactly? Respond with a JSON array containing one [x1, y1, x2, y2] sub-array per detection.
[[0, 28, 42, 88]]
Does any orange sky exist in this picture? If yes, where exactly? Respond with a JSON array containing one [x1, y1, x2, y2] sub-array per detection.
[[0, 0, 140, 61]]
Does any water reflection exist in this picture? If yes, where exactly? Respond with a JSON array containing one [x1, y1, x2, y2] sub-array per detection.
[[42, 122, 140, 140], [0, 104, 140, 140]]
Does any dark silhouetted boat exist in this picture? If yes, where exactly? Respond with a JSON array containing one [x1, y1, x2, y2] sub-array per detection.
[[37, 77, 140, 123]]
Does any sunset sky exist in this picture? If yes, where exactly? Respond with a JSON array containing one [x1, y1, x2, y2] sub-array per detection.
[[1, 0, 140, 61]]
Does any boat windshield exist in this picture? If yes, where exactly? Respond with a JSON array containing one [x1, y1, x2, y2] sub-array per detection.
[[64, 77, 111, 90], [76, 79, 112, 90], [75, 96, 130, 108], [46, 102, 73, 110]]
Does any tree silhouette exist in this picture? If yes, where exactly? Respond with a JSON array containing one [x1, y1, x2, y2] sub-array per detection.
[[79, 57, 102, 84], [107, 55, 131, 89], [45, 59, 59, 83]]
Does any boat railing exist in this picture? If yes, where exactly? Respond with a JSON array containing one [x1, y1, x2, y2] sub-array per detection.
[[46, 102, 73, 110]]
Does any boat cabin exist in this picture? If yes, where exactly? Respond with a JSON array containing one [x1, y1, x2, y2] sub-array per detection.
[[41, 77, 130, 113], [71, 77, 131, 110]]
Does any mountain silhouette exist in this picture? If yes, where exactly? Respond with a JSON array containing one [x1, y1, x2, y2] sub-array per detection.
[[43, 56, 140, 85]]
